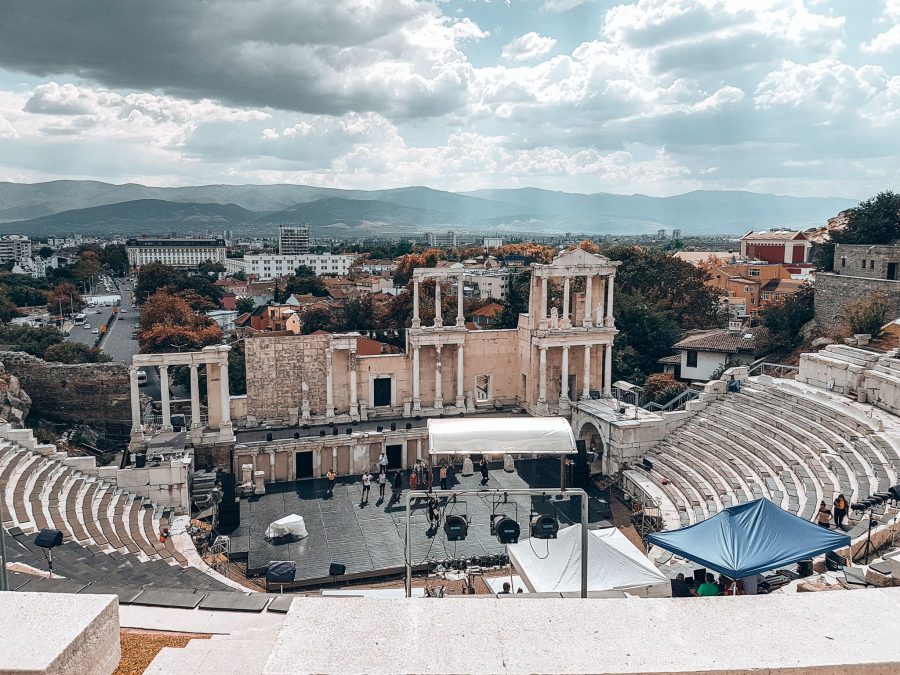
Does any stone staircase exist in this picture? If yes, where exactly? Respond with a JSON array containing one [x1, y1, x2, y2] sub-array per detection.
[[632, 378, 899, 531], [145, 627, 281, 674]]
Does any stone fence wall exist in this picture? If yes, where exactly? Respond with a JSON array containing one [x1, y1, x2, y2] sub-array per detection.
[[0, 350, 130, 425], [814, 273, 900, 333]]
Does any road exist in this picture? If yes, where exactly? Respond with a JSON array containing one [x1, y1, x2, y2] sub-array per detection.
[[101, 280, 140, 364], [66, 305, 113, 348]]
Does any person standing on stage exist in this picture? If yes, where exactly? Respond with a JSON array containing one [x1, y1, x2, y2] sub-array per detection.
[[361, 470, 372, 504], [326, 467, 336, 498], [377, 470, 387, 499], [409, 468, 418, 491], [833, 494, 848, 529], [427, 496, 440, 529], [816, 500, 832, 528], [393, 470, 403, 499], [479, 457, 489, 486], [439, 464, 448, 490]]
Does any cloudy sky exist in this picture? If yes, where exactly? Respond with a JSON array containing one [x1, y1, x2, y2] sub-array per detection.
[[0, 0, 898, 197]]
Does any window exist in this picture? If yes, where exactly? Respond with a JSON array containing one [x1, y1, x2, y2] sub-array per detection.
[[862, 259, 867, 268], [475, 374, 491, 401], [840, 256, 846, 268], [748, 268, 760, 277], [762, 292, 771, 300], [686, 350, 698, 368], [870, 260, 875, 270]]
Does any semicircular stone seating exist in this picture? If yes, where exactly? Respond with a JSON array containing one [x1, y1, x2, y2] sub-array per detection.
[[634, 377, 900, 532], [0, 437, 188, 568]]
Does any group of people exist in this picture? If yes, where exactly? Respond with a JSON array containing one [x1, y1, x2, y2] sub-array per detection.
[[816, 494, 849, 529], [670, 572, 765, 597]]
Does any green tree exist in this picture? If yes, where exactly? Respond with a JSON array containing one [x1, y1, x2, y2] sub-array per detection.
[[235, 297, 255, 314], [612, 293, 681, 383], [135, 262, 181, 303], [38, 246, 54, 259], [198, 260, 226, 279], [757, 284, 814, 353], [835, 192, 900, 245], [497, 272, 530, 329], [0, 289, 20, 323], [102, 244, 129, 276], [228, 342, 247, 396], [231, 270, 247, 281], [42, 342, 111, 364], [0, 325, 64, 357], [300, 306, 342, 334], [295, 264, 316, 277]]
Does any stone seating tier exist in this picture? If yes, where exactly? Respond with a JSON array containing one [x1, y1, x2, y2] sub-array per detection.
[[636, 378, 896, 530]]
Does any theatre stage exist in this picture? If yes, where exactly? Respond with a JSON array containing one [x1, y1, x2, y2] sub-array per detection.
[[226, 458, 612, 587]]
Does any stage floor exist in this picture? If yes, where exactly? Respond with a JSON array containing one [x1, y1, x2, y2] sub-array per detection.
[[227, 459, 613, 586]]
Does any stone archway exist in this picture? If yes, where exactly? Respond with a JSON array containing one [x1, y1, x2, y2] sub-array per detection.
[[578, 420, 605, 474]]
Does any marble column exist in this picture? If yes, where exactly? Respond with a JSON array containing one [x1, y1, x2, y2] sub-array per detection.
[[129, 366, 141, 431], [189, 363, 201, 429], [349, 348, 359, 419], [325, 348, 335, 418], [560, 346, 569, 402], [159, 364, 172, 431], [456, 273, 465, 326], [412, 346, 421, 411], [604, 342, 613, 396], [416, 437, 422, 461], [434, 280, 442, 328], [269, 450, 276, 482], [412, 278, 421, 328], [562, 275, 571, 328], [538, 346, 547, 404], [581, 345, 591, 399], [434, 344, 443, 409], [455, 344, 465, 409], [539, 276, 548, 329], [583, 274, 593, 327], [219, 357, 231, 426], [597, 278, 606, 327], [606, 274, 615, 327]]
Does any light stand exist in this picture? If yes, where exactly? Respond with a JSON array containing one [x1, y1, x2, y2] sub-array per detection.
[[0, 488, 8, 591], [34, 529, 63, 579]]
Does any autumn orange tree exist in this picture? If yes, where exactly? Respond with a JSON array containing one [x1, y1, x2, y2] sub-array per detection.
[[495, 242, 555, 263], [47, 282, 84, 315], [138, 291, 222, 352]]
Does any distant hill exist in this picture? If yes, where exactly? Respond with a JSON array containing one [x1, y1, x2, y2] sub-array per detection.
[[0, 180, 859, 236], [0, 199, 255, 236]]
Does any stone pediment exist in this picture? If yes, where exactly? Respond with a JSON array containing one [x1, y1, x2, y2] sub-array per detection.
[[550, 248, 617, 269]]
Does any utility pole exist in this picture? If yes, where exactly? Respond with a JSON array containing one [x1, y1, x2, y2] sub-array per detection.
[[0, 487, 8, 591]]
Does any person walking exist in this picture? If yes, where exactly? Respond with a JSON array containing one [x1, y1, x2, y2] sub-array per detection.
[[833, 494, 848, 529], [393, 470, 403, 499], [361, 470, 372, 504], [439, 464, 448, 490], [816, 500, 832, 528], [326, 467, 336, 498], [479, 457, 489, 486], [409, 468, 418, 491], [377, 470, 387, 500]]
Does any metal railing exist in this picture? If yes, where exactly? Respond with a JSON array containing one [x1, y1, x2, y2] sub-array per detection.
[[748, 362, 799, 379], [642, 387, 699, 412]]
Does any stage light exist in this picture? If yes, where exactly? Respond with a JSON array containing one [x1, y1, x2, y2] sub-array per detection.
[[492, 515, 520, 544], [890, 484, 900, 501], [530, 514, 559, 540], [34, 528, 62, 578], [444, 514, 468, 541]]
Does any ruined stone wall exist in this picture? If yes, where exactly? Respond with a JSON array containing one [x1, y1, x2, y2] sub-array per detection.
[[245, 333, 330, 423], [833, 243, 900, 280], [0, 351, 129, 425], [815, 273, 900, 333]]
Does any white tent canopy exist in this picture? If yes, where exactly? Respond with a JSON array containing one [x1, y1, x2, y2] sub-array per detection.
[[427, 417, 576, 455], [508, 525, 671, 597], [265, 514, 308, 540]]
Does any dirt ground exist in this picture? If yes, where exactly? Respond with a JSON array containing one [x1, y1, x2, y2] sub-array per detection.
[[115, 629, 211, 675]]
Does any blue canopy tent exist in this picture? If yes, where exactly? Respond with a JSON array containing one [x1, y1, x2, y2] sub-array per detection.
[[647, 498, 850, 579]]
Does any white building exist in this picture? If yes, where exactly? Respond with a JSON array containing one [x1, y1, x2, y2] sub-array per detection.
[[0, 235, 31, 263], [224, 253, 356, 280], [278, 225, 310, 255], [483, 237, 503, 249], [126, 238, 226, 270], [671, 325, 760, 382], [426, 230, 459, 248], [464, 270, 512, 300]]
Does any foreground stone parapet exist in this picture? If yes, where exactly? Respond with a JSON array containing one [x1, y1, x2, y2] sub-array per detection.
[[263, 591, 900, 674], [0, 592, 120, 675]]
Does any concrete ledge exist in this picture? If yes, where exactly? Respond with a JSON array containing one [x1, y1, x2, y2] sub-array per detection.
[[264, 591, 900, 674], [0, 592, 120, 675]]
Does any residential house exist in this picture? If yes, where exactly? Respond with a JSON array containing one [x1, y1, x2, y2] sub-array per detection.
[[670, 324, 763, 382], [470, 302, 504, 329], [740, 230, 812, 264]]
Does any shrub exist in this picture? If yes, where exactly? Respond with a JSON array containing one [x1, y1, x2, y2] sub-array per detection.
[[845, 295, 892, 336], [641, 372, 687, 406]]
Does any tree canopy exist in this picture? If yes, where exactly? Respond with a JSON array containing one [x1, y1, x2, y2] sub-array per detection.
[[138, 291, 222, 352], [757, 284, 814, 353], [835, 191, 900, 245]]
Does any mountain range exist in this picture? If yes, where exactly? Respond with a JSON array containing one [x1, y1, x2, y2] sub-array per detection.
[[0, 180, 857, 238]]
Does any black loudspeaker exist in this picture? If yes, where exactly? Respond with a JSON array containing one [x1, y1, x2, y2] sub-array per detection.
[[329, 562, 346, 576], [391, 422, 397, 431], [889, 484, 900, 501], [266, 432, 273, 441], [377, 426, 383, 432], [825, 551, 847, 571], [642, 458, 653, 472], [333, 427, 339, 436], [266, 561, 297, 583], [692, 568, 706, 586], [346, 427, 352, 435], [797, 559, 814, 577], [320, 430, 326, 437], [35, 529, 63, 549], [405, 423, 412, 430], [294, 432, 300, 439]]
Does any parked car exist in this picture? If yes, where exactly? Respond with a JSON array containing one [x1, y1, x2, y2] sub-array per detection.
[[91, 328, 99, 335]]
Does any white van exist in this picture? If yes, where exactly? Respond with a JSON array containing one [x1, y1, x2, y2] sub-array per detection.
[[137, 370, 148, 386]]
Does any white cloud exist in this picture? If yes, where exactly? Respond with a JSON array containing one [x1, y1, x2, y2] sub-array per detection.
[[501, 32, 557, 62], [0, 114, 17, 139], [542, 0, 593, 13]]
